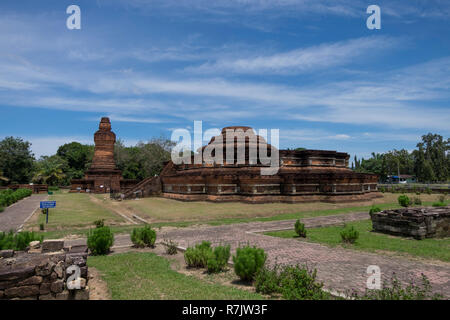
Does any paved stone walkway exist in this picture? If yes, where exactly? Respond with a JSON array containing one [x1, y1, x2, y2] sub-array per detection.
[[0, 194, 48, 232], [68, 211, 450, 298]]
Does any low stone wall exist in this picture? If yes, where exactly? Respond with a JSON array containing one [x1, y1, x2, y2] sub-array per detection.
[[370, 206, 450, 239], [0, 240, 89, 300]]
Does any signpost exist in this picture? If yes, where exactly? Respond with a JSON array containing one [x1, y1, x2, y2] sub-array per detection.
[[40, 201, 56, 224]]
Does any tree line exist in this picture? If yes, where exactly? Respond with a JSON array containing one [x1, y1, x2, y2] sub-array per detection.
[[0, 136, 174, 186], [353, 133, 450, 183]]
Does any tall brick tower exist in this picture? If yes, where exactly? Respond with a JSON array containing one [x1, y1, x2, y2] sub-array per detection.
[[84, 117, 122, 193]]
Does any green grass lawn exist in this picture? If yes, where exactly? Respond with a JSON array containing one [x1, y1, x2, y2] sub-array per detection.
[[35, 193, 125, 230], [88, 252, 264, 300], [264, 220, 450, 262]]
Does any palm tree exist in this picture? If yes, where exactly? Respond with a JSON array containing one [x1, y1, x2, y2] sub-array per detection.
[[33, 156, 66, 186]]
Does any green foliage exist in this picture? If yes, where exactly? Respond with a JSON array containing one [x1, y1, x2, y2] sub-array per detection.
[[413, 197, 422, 205], [369, 206, 381, 214], [207, 245, 231, 274], [94, 219, 105, 228], [39, 223, 44, 231], [165, 240, 178, 255], [130, 225, 157, 248], [398, 194, 411, 207], [340, 225, 359, 244], [379, 186, 386, 193], [0, 188, 32, 207], [184, 241, 212, 268], [432, 202, 446, 207], [233, 246, 267, 282], [351, 273, 442, 300], [0, 206, 4, 212], [87, 226, 114, 255], [426, 187, 432, 195], [0, 137, 35, 185], [254, 264, 281, 295], [254, 264, 329, 300], [294, 219, 307, 237], [32, 155, 67, 186], [115, 138, 176, 180], [438, 194, 446, 203], [0, 231, 43, 251]]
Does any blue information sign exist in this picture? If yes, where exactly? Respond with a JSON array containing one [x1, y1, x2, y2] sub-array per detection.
[[40, 201, 56, 209]]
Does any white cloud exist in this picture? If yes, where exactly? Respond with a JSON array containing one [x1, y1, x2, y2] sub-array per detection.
[[186, 36, 399, 75]]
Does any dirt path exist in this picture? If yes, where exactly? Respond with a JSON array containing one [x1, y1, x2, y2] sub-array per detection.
[[0, 194, 48, 232]]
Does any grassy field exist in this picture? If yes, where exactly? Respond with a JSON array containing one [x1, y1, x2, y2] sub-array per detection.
[[31, 193, 125, 231], [88, 252, 263, 300], [116, 193, 444, 223], [264, 220, 450, 262]]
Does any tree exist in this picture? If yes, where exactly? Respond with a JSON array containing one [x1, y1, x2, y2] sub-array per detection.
[[114, 137, 175, 181], [0, 137, 35, 185], [32, 155, 67, 186], [56, 142, 94, 183]]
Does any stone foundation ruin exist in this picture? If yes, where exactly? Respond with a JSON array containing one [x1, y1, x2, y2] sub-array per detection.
[[0, 240, 89, 300], [370, 206, 450, 239]]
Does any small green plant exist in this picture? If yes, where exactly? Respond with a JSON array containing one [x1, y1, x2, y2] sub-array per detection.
[[432, 202, 446, 207], [255, 263, 329, 299], [39, 223, 45, 231], [438, 194, 446, 203], [207, 245, 231, 273], [0, 230, 43, 251], [350, 273, 442, 300], [131, 225, 157, 248], [278, 265, 329, 300], [426, 187, 432, 195], [340, 225, 359, 244], [254, 264, 281, 295], [184, 241, 212, 268], [87, 226, 114, 255], [294, 219, 307, 238], [94, 219, 105, 228], [369, 206, 381, 214], [165, 240, 178, 255], [413, 197, 422, 205], [398, 194, 411, 207], [233, 245, 267, 282], [379, 186, 386, 193]]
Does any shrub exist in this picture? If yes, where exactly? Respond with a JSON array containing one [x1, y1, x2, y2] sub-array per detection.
[[432, 202, 446, 207], [39, 223, 45, 231], [413, 197, 422, 205], [351, 273, 442, 300], [279, 265, 330, 300], [369, 206, 381, 214], [340, 225, 359, 244], [0, 188, 32, 207], [294, 219, 307, 238], [254, 265, 281, 295], [130, 225, 157, 248], [165, 240, 178, 255], [398, 195, 411, 207], [93, 219, 105, 228], [233, 245, 267, 282], [0, 230, 43, 251], [438, 195, 446, 203], [379, 186, 386, 193], [87, 226, 114, 255], [426, 187, 432, 195], [207, 245, 231, 273], [184, 241, 212, 268]]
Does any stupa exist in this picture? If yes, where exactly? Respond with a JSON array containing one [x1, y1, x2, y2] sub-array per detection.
[[124, 126, 381, 203], [70, 118, 137, 193]]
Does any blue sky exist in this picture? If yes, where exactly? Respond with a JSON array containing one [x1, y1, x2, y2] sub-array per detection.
[[0, 0, 449, 161]]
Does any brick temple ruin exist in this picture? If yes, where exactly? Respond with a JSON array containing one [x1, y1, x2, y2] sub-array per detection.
[[70, 117, 136, 193], [124, 126, 381, 203], [71, 119, 380, 202]]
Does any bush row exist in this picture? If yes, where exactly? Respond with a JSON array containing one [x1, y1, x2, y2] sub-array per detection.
[[0, 230, 43, 251], [0, 188, 32, 207]]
